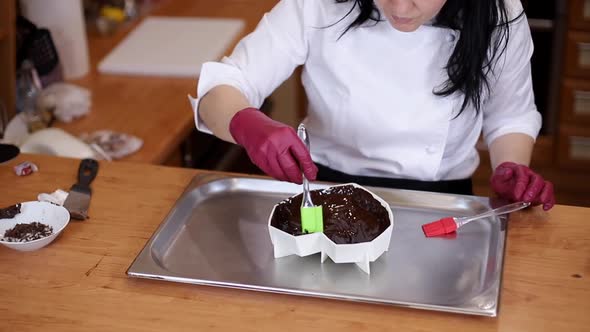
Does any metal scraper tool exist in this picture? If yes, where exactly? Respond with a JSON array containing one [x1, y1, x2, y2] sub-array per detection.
[[63, 158, 99, 220]]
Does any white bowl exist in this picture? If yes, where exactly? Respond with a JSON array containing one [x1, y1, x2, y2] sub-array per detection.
[[0, 201, 70, 251], [268, 183, 394, 274]]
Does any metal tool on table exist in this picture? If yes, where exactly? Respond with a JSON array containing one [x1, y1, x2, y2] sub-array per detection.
[[63, 158, 99, 220], [296, 124, 323, 234], [421, 201, 531, 237]]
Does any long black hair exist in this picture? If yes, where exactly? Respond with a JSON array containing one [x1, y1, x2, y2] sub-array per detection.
[[335, 0, 522, 116]]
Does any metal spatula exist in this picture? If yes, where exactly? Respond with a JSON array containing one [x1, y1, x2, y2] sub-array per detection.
[[63, 158, 99, 220]]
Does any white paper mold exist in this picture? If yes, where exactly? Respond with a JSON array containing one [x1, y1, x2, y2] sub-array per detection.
[[268, 183, 393, 274]]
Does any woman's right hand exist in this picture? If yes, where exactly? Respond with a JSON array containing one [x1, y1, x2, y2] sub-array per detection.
[[229, 108, 317, 184]]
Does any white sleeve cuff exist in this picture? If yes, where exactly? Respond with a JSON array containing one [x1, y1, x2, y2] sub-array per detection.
[[187, 94, 213, 135], [484, 114, 542, 146], [189, 60, 262, 136]]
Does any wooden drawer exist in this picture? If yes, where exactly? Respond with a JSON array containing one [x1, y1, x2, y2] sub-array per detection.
[[565, 30, 590, 78], [558, 125, 590, 170], [569, 0, 590, 30], [561, 79, 590, 125]]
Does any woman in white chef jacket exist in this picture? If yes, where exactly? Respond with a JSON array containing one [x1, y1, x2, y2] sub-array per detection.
[[189, 0, 555, 210]]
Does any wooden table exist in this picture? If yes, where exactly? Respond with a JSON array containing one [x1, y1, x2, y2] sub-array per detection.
[[54, 0, 279, 165], [1, 154, 589, 331]]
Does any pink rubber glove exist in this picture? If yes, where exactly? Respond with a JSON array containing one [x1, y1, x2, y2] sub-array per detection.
[[490, 162, 555, 211], [229, 107, 317, 184]]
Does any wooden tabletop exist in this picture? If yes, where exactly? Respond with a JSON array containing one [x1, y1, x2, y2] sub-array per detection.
[[54, 0, 279, 164], [0, 154, 589, 331]]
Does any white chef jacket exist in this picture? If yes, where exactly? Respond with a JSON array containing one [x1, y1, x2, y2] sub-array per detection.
[[190, 0, 541, 181]]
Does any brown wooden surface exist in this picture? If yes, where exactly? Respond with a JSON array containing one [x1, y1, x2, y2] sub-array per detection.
[[568, 0, 590, 31], [0, 0, 16, 120], [564, 30, 590, 79], [557, 124, 590, 171], [54, 0, 279, 164], [556, 2, 590, 207], [560, 78, 590, 126], [0, 154, 589, 331]]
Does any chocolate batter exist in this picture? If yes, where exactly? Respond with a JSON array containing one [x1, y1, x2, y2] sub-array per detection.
[[270, 185, 390, 244]]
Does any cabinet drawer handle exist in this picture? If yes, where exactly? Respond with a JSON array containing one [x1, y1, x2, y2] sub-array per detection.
[[578, 42, 590, 67], [574, 90, 590, 115], [570, 136, 590, 160]]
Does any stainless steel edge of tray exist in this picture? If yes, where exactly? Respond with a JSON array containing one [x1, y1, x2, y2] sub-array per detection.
[[127, 174, 510, 317]]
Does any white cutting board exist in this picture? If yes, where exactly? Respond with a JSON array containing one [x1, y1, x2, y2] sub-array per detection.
[[98, 16, 245, 78]]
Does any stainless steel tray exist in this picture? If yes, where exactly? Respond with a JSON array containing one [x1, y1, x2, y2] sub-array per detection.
[[127, 175, 508, 316]]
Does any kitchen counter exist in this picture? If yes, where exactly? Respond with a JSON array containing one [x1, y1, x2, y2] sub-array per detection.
[[0, 154, 589, 331], [54, 0, 279, 164]]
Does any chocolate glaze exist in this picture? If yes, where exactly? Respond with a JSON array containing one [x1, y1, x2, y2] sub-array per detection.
[[270, 185, 390, 244]]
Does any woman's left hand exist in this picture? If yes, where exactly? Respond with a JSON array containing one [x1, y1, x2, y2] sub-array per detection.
[[490, 162, 555, 211]]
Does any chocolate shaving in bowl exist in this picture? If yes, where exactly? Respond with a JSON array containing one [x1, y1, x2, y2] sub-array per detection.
[[0, 204, 21, 219], [2, 222, 53, 242]]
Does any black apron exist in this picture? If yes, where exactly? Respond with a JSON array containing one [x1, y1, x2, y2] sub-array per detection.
[[316, 163, 473, 195]]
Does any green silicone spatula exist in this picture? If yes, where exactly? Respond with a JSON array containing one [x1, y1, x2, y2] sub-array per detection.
[[297, 124, 323, 234]]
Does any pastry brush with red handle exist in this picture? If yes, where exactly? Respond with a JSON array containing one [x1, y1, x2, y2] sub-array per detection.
[[422, 201, 531, 237]]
